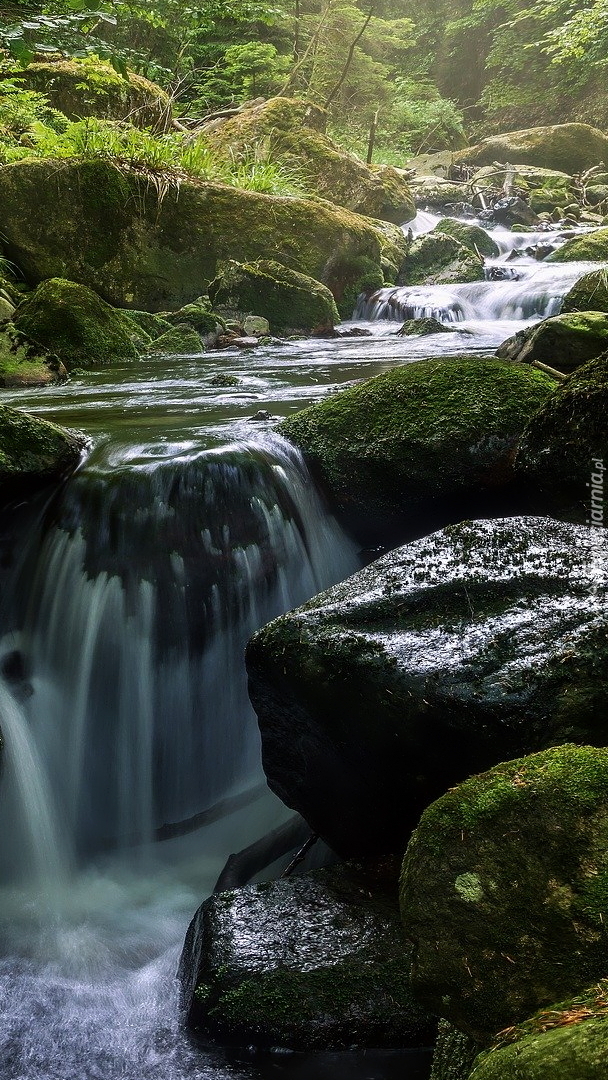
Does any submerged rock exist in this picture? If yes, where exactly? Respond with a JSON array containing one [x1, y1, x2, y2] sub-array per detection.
[[454, 123, 608, 174], [0, 403, 84, 501], [401, 745, 608, 1041], [179, 861, 434, 1050], [13, 278, 138, 371], [0, 159, 387, 311], [400, 233, 484, 286], [0, 325, 67, 387], [497, 312, 608, 373], [209, 259, 339, 332], [246, 517, 608, 857], [278, 357, 554, 540]]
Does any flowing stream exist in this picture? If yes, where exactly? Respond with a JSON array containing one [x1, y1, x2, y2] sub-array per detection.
[[0, 210, 597, 1079]]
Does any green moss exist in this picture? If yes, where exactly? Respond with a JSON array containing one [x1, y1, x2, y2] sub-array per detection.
[[397, 317, 454, 335], [119, 309, 172, 345], [145, 323, 203, 355], [548, 228, 608, 263], [165, 299, 223, 336], [400, 233, 485, 286], [562, 270, 608, 314], [432, 219, 499, 258], [209, 259, 339, 331], [431, 1019, 480, 1080], [499, 311, 608, 373], [336, 256, 384, 318], [0, 324, 66, 387], [0, 403, 83, 496]]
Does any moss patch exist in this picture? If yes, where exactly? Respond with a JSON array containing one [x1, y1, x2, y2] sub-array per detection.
[[562, 270, 608, 314], [145, 322, 203, 354], [400, 233, 485, 286], [432, 219, 499, 258], [497, 312, 608, 373], [209, 259, 339, 331], [548, 228, 608, 263], [0, 403, 84, 500], [0, 324, 66, 387]]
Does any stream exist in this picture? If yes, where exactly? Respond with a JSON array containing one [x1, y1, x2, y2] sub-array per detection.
[[0, 211, 596, 1079]]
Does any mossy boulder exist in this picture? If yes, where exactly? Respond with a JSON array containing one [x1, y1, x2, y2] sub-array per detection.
[[470, 983, 608, 1079], [431, 1020, 479, 1080], [246, 516, 608, 857], [515, 353, 608, 521], [13, 278, 138, 371], [455, 124, 608, 174], [145, 323, 203, 355], [497, 312, 608, 373], [399, 233, 484, 286], [400, 745, 608, 1042], [0, 324, 67, 387], [278, 357, 553, 539], [118, 308, 172, 349], [0, 403, 84, 501], [397, 317, 455, 336], [204, 97, 415, 224], [471, 166, 573, 215], [209, 259, 339, 332], [431, 219, 499, 258], [0, 159, 387, 311], [164, 299, 223, 341], [408, 176, 469, 210], [179, 861, 435, 1050], [561, 269, 608, 314], [15, 58, 171, 130], [547, 227, 608, 262]]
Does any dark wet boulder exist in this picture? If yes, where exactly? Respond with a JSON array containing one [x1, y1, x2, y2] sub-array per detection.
[[491, 197, 540, 228], [400, 233, 484, 286], [561, 269, 608, 313], [0, 324, 67, 387], [515, 353, 608, 522], [469, 982, 608, 1079], [209, 259, 339, 332], [497, 312, 608, 373], [471, 165, 574, 214], [0, 403, 85, 502], [13, 278, 138, 371], [454, 124, 608, 174], [431, 219, 499, 258], [179, 861, 434, 1050], [547, 227, 608, 262], [401, 745, 608, 1042], [246, 517, 608, 858], [278, 357, 554, 541]]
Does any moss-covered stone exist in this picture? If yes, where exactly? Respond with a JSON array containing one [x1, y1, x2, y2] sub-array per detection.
[[209, 259, 339, 331], [118, 308, 172, 349], [471, 165, 573, 211], [431, 219, 499, 258], [515, 352, 608, 521], [548, 227, 608, 262], [431, 1020, 480, 1080], [0, 324, 67, 387], [400, 233, 485, 286], [13, 278, 138, 371], [204, 97, 415, 224], [497, 312, 608, 373], [0, 403, 84, 501], [397, 317, 455, 335], [246, 516, 608, 857], [0, 159, 387, 310], [408, 176, 469, 210], [179, 861, 435, 1050], [14, 57, 171, 130], [145, 322, 203, 354], [470, 982, 608, 1079], [164, 299, 223, 339], [455, 124, 608, 174], [400, 745, 608, 1042], [278, 357, 553, 532], [0, 297, 15, 323], [562, 270, 608, 314]]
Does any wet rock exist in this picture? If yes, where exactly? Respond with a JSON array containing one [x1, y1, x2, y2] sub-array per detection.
[[0, 324, 67, 387], [400, 745, 608, 1041], [144, 323, 203, 355], [548, 226, 608, 262], [246, 516, 608, 857], [335, 327, 373, 338], [496, 312, 608, 373], [0, 296, 15, 323], [562, 269, 608, 314], [400, 233, 485, 286], [179, 862, 435, 1050], [244, 315, 270, 336], [492, 197, 540, 228], [234, 336, 260, 349], [209, 260, 339, 333], [208, 373, 241, 387], [430, 219, 499, 258], [396, 318, 454, 336], [454, 123, 608, 174], [408, 176, 469, 210], [0, 403, 85, 502]]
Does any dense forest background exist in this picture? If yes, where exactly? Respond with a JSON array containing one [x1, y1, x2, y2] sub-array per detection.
[[1, 0, 607, 163]]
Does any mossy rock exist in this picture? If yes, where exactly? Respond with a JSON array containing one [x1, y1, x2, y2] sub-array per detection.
[[397, 317, 455, 336], [14, 58, 171, 131], [0, 297, 15, 323], [399, 233, 484, 286], [278, 356, 553, 534], [145, 322, 203, 355], [118, 308, 172, 349], [209, 259, 339, 332], [179, 861, 435, 1050], [0, 403, 84, 501], [454, 124, 608, 174], [470, 983, 608, 1079], [0, 324, 67, 387], [497, 312, 608, 373], [13, 278, 138, 371], [401, 746, 608, 1042], [547, 227, 608, 262], [0, 159, 387, 311], [164, 299, 224, 339], [431, 219, 499, 258], [246, 516, 608, 857], [431, 1020, 480, 1080], [408, 176, 469, 210], [515, 352, 608, 521], [561, 269, 608, 314], [204, 97, 415, 224]]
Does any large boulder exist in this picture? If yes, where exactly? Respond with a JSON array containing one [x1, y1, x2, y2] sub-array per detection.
[[407, 175, 469, 210], [469, 983, 608, 1079], [203, 97, 416, 224], [246, 517, 608, 858], [14, 58, 171, 130], [454, 124, 608, 174], [431, 219, 499, 258], [208, 259, 340, 332], [400, 745, 608, 1042], [0, 324, 67, 387], [515, 353, 608, 522], [0, 159, 389, 311], [497, 312, 608, 373], [179, 861, 434, 1050], [562, 269, 608, 314], [278, 357, 554, 541], [13, 278, 138, 371], [547, 227, 608, 262], [399, 233, 484, 286], [0, 404, 84, 502]]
